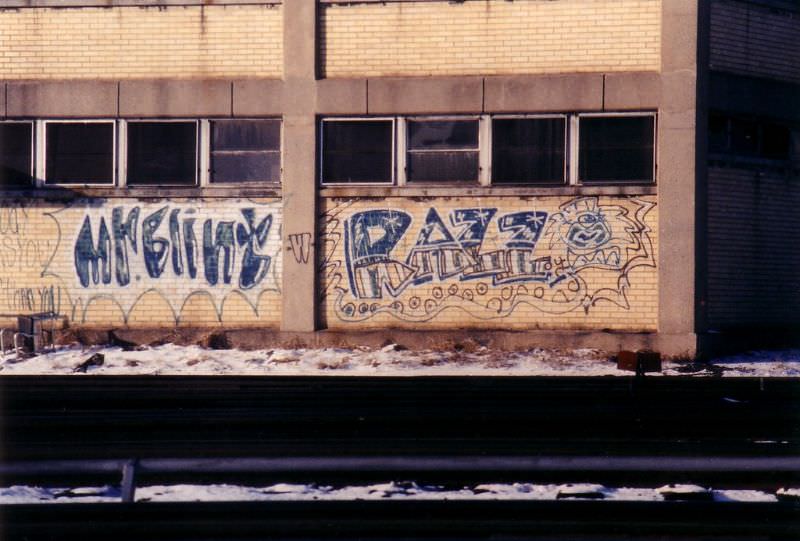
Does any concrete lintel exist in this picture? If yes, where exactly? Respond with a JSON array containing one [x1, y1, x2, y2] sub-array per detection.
[[119, 80, 231, 118], [232, 79, 285, 117], [7, 81, 118, 118], [484, 74, 604, 113], [603, 72, 661, 111], [316, 78, 367, 115], [368, 77, 483, 115]]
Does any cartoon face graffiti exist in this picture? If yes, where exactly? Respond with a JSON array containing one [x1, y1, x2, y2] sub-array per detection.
[[547, 197, 639, 270]]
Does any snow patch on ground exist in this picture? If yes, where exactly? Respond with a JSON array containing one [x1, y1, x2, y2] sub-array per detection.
[[1, 343, 799, 377], [0, 482, 780, 504]]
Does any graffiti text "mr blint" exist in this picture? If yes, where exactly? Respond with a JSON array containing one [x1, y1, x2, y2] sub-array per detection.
[[74, 207, 273, 290]]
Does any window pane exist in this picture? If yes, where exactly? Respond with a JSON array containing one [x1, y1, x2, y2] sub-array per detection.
[[127, 122, 197, 186], [492, 118, 565, 184], [212, 119, 280, 152], [45, 123, 113, 184], [0, 123, 33, 187], [322, 120, 393, 183], [579, 116, 655, 183], [408, 120, 478, 150], [211, 120, 281, 183], [211, 151, 280, 183], [709, 113, 729, 154], [761, 122, 791, 160], [729, 118, 759, 155], [407, 151, 479, 182]]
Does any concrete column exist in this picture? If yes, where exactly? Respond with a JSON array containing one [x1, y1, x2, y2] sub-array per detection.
[[658, 0, 700, 351], [281, 0, 318, 332]]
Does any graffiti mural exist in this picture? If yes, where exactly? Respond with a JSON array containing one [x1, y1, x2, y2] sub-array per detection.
[[320, 196, 657, 328], [63, 201, 282, 324]]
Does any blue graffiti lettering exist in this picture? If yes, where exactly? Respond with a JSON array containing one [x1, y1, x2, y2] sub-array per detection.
[[74, 215, 112, 287], [236, 209, 272, 290], [344, 209, 414, 299]]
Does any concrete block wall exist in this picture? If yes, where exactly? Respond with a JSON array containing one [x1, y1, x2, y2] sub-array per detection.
[[0, 4, 283, 80], [320, 196, 658, 332], [0, 199, 283, 329], [706, 166, 800, 329], [320, 0, 661, 77], [710, 0, 800, 84]]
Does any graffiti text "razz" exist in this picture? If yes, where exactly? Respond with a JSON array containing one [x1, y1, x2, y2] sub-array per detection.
[[74, 206, 273, 290]]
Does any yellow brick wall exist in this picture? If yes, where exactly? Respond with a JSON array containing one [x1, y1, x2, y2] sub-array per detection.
[[319, 195, 658, 331], [0, 5, 282, 80], [0, 199, 282, 329], [320, 0, 661, 77]]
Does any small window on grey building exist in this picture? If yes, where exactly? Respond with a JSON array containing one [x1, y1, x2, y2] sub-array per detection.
[[579, 115, 655, 184], [321, 119, 393, 184], [406, 119, 479, 183], [45, 122, 114, 185], [729, 118, 759, 156], [127, 121, 197, 186], [760, 122, 791, 160], [211, 119, 281, 183], [0, 122, 33, 187], [492, 117, 566, 185]]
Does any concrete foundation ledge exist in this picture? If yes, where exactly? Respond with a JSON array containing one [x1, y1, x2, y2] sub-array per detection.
[[57, 327, 700, 360]]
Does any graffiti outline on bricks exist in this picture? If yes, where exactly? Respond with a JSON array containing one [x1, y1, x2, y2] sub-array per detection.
[[321, 196, 655, 322]]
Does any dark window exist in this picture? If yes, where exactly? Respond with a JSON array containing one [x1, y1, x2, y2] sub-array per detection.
[[730, 118, 759, 156], [709, 113, 730, 154], [0, 123, 33, 187], [322, 120, 393, 184], [211, 119, 281, 183], [127, 122, 197, 186], [579, 116, 655, 183], [761, 122, 791, 160], [407, 119, 479, 183], [492, 117, 565, 184], [45, 123, 114, 185]]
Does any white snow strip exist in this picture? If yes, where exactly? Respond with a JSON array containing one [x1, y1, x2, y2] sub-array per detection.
[[0, 483, 780, 504], [1, 343, 799, 377]]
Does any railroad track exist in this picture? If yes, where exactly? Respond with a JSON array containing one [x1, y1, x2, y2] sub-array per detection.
[[1, 375, 799, 540]]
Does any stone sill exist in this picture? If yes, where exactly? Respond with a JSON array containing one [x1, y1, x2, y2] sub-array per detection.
[[320, 185, 658, 199]]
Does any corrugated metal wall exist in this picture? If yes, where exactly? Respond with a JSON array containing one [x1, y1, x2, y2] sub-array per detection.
[[710, 0, 800, 84], [706, 165, 800, 329]]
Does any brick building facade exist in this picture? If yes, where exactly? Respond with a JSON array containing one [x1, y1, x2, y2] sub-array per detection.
[[0, 0, 796, 356]]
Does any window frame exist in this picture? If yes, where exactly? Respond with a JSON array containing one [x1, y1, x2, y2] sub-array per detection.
[[575, 111, 657, 186], [0, 120, 36, 188], [319, 116, 397, 187], [205, 117, 283, 186], [121, 119, 200, 188], [489, 113, 569, 187], [401, 115, 484, 186], [38, 119, 117, 187]]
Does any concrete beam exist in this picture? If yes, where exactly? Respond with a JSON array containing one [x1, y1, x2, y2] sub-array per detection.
[[280, 0, 318, 333], [603, 72, 661, 111], [485, 74, 603, 113], [119, 80, 231, 118], [232, 80, 285, 117], [368, 77, 483, 114], [7, 81, 118, 118], [316, 78, 367, 115], [658, 0, 698, 339]]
